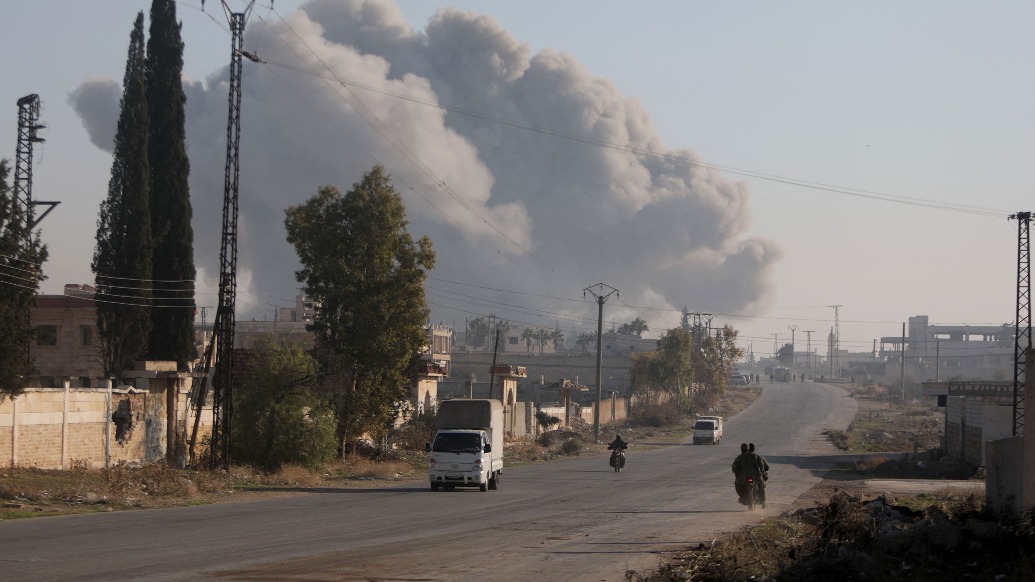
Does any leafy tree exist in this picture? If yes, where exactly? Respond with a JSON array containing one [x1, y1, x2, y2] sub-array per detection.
[[0, 160, 48, 397], [468, 317, 491, 348], [232, 336, 335, 472], [618, 317, 649, 338], [777, 342, 794, 366], [146, 0, 196, 369], [92, 12, 153, 380], [630, 351, 663, 402], [696, 325, 745, 406], [284, 165, 435, 457], [655, 327, 695, 396]]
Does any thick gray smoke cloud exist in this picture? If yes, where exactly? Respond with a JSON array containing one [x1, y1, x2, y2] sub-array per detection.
[[70, 0, 781, 331]]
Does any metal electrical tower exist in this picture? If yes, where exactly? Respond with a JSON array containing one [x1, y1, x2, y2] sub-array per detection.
[[1010, 212, 1031, 436], [190, 0, 258, 469], [585, 283, 618, 443], [829, 305, 842, 378], [13, 95, 59, 237]]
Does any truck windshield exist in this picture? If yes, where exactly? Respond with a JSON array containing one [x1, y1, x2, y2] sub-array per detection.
[[432, 433, 483, 453], [694, 421, 715, 430]]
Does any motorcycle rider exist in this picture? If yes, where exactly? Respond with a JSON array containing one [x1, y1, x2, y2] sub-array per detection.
[[732, 442, 767, 505], [749, 442, 770, 480], [745, 443, 770, 503], [731, 443, 753, 504], [608, 433, 628, 451], [607, 433, 628, 468]]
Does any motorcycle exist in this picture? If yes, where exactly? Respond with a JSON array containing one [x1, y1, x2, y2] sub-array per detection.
[[745, 475, 766, 510], [608, 445, 627, 472]]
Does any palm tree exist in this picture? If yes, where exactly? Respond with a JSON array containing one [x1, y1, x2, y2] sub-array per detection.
[[521, 327, 536, 352], [576, 332, 595, 353], [549, 329, 565, 352], [627, 317, 648, 338]]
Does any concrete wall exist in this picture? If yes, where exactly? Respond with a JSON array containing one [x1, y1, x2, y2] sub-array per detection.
[[0, 384, 212, 469], [945, 396, 1012, 467], [986, 436, 1024, 514]]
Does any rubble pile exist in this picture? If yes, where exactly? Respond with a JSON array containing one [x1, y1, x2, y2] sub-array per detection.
[[783, 491, 1031, 581]]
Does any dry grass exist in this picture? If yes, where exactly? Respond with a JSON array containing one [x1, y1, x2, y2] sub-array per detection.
[[0, 462, 236, 520]]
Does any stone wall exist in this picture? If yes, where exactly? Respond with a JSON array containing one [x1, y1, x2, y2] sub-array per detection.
[[0, 385, 212, 469]]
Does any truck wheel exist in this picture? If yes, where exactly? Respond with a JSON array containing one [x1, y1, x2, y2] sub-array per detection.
[[489, 471, 499, 490], [430, 483, 440, 491], [479, 480, 488, 492]]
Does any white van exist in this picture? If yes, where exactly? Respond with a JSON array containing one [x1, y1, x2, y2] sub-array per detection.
[[693, 415, 724, 444]]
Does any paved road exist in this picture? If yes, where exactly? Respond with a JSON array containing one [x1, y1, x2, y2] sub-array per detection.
[[0, 381, 856, 582]]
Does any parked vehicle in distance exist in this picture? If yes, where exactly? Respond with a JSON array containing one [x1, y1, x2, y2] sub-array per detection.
[[773, 367, 792, 382], [730, 374, 750, 386], [693, 415, 724, 444], [427, 399, 503, 492]]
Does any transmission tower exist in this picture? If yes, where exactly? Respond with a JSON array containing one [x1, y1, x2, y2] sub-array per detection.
[[189, 0, 258, 469], [13, 94, 58, 364], [829, 305, 842, 378], [13, 95, 59, 238], [1010, 212, 1031, 436]]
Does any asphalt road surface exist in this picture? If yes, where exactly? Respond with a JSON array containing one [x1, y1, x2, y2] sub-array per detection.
[[0, 381, 857, 582]]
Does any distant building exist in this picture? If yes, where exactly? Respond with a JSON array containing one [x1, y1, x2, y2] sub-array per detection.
[[29, 289, 101, 387], [880, 315, 1012, 381], [277, 293, 317, 323]]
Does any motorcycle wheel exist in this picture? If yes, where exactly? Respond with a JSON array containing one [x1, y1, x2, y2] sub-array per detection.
[[747, 485, 756, 510]]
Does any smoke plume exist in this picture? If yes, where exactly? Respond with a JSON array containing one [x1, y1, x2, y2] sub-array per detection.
[[70, 0, 781, 331]]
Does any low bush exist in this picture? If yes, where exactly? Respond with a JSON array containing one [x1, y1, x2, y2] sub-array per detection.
[[558, 438, 582, 456]]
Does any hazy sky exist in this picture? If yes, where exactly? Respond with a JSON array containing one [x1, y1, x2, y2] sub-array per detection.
[[2, 0, 1033, 360]]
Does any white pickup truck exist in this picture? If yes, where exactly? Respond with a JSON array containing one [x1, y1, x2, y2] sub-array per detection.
[[693, 415, 724, 445], [428, 399, 504, 492]]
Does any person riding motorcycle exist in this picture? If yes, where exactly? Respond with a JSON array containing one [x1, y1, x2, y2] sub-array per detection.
[[608, 433, 628, 451], [607, 433, 628, 469], [749, 442, 769, 480], [732, 442, 767, 505]]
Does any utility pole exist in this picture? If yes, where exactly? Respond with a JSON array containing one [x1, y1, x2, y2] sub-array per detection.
[[803, 331, 814, 377], [788, 325, 798, 371], [829, 305, 842, 378], [900, 322, 906, 400], [190, 0, 260, 469], [772, 333, 778, 359], [935, 340, 940, 382], [1010, 211, 1031, 436], [585, 283, 618, 443]]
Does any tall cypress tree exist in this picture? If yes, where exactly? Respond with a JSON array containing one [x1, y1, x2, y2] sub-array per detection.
[[92, 12, 153, 380], [146, 0, 197, 369], [0, 159, 48, 397]]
